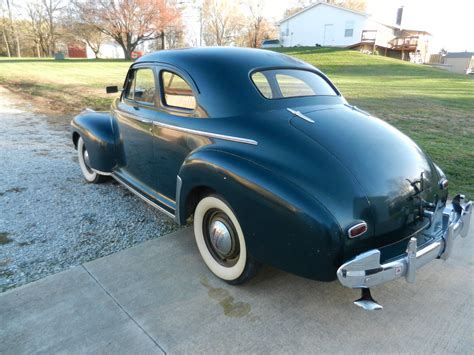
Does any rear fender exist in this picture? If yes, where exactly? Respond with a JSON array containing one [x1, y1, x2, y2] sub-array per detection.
[[71, 110, 117, 173], [177, 148, 344, 281]]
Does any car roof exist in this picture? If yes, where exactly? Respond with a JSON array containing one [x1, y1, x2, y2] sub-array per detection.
[[135, 47, 310, 72], [133, 47, 329, 117]]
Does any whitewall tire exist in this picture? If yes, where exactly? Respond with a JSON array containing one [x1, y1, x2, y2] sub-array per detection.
[[193, 195, 260, 284], [77, 137, 107, 184]]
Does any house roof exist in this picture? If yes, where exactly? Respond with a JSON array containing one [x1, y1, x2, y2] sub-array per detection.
[[445, 52, 474, 59], [278, 1, 368, 25]]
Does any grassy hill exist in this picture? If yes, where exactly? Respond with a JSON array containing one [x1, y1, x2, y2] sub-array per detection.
[[0, 48, 472, 197]]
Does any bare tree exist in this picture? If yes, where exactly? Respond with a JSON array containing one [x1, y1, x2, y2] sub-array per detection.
[[324, 0, 366, 12], [41, 0, 62, 56], [240, 0, 276, 48], [25, 1, 49, 57], [202, 0, 242, 46], [282, 0, 313, 19], [62, 12, 106, 59], [73, 0, 182, 59]]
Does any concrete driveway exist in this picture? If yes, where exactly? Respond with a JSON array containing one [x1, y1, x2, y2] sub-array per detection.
[[1, 226, 473, 354]]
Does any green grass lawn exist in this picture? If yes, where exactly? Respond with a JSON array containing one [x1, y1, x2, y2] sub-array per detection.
[[0, 49, 472, 198]]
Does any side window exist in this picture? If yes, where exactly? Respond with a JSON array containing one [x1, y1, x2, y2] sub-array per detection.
[[125, 68, 156, 104], [252, 72, 273, 98], [161, 71, 196, 110]]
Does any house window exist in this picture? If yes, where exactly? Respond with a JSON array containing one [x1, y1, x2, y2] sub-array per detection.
[[345, 21, 354, 37]]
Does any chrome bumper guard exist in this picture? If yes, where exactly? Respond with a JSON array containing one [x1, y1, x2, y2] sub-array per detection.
[[337, 200, 472, 289]]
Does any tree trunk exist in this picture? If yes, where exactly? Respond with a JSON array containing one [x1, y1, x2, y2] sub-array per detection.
[[6, 0, 20, 57], [161, 31, 165, 50], [2, 30, 11, 57]]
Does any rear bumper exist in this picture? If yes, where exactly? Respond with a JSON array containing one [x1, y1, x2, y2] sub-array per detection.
[[337, 200, 472, 289]]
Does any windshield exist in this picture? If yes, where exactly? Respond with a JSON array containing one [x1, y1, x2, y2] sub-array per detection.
[[251, 69, 337, 99]]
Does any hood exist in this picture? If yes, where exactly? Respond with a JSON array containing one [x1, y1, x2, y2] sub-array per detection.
[[290, 105, 440, 245]]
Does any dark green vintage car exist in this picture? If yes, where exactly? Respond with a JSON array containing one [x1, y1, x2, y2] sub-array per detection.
[[71, 47, 472, 310]]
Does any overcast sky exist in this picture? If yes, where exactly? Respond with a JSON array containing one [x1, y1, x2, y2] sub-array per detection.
[[231, 0, 473, 53]]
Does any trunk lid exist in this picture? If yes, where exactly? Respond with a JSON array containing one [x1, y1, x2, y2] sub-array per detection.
[[290, 105, 438, 247]]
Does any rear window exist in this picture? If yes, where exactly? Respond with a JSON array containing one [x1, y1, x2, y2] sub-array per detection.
[[251, 69, 337, 99]]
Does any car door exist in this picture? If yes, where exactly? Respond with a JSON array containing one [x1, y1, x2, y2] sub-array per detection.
[[151, 67, 201, 200], [115, 66, 160, 195]]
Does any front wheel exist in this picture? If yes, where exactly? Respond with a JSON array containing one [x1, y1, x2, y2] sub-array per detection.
[[77, 137, 107, 184], [193, 195, 260, 285]]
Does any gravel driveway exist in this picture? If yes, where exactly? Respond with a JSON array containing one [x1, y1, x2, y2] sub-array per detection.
[[0, 87, 178, 292]]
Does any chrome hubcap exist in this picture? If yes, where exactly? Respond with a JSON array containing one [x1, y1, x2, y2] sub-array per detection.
[[203, 209, 240, 267], [209, 220, 232, 255]]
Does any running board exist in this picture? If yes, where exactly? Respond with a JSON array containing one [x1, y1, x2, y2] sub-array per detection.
[[112, 174, 176, 219]]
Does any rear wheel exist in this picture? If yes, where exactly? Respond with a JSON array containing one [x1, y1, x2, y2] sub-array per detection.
[[193, 195, 260, 285], [77, 137, 107, 184]]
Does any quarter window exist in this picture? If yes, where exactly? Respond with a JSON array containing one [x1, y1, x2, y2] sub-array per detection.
[[125, 68, 156, 104], [161, 71, 196, 110], [252, 72, 273, 98]]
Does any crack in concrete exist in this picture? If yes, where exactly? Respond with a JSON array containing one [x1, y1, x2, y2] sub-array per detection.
[[81, 265, 167, 354]]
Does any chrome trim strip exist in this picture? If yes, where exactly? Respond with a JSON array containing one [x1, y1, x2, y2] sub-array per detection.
[[91, 168, 112, 176], [152, 121, 258, 145], [112, 174, 175, 219], [118, 110, 257, 145], [175, 176, 183, 224], [287, 108, 315, 123]]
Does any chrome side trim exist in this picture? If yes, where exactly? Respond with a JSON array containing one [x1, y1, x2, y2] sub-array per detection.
[[175, 175, 183, 224], [287, 108, 315, 123], [119, 110, 257, 145], [112, 174, 175, 219], [152, 121, 258, 145], [91, 168, 112, 176]]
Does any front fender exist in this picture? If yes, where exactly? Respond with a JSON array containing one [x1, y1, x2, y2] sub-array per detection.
[[71, 110, 117, 173], [178, 148, 344, 281]]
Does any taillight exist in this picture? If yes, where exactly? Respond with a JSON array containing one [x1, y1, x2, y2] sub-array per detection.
[[439, 178, 448, 190], [348, 222, 367, 238]]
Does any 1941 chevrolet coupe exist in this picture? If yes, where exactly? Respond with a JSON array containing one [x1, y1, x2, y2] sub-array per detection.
[[71, 47, 472, 310]]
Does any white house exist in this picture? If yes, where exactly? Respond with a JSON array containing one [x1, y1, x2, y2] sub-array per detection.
[[278, 2, 369, 47], [278, 2, 431, 63]]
